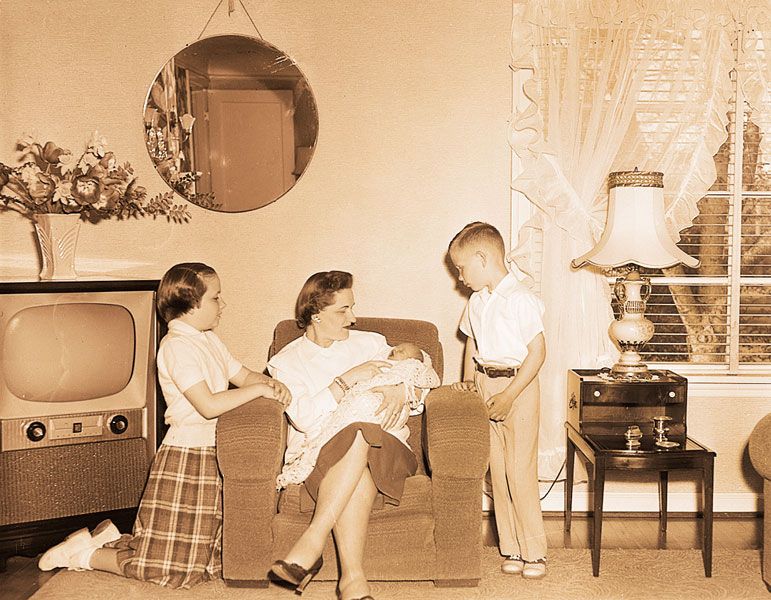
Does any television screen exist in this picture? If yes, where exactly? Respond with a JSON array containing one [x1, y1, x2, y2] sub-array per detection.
[[0, 286, 156, 425], [2, 303, 135, 403]]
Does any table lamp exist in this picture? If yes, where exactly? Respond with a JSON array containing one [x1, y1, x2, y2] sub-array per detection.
[[571, 170, 700, 376]]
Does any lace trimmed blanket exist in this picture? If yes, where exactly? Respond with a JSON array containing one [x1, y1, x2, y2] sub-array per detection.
[[276, 356, 440, 489]]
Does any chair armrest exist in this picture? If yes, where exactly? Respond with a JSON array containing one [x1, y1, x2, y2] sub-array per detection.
[[424, 386, 489, 584], [216, 397, 286, 584], [424, 386, 489, 478], [749, 413, 771, 480], [216, 396, 285, 479]]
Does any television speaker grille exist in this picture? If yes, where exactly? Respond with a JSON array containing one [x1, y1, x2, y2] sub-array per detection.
[[0, 438, 149, 526]]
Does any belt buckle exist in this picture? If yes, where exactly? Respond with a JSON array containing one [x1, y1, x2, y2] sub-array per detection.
[[477, 362, 516, 378]]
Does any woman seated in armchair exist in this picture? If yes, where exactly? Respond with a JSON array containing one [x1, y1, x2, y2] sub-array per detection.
[[267, 270, 426, 600]]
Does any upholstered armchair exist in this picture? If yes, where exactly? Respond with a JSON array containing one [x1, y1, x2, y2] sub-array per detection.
[[216, 317, 490, 588], [749, 412, 771, 590]]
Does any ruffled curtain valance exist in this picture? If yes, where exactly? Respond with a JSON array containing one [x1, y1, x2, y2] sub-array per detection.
[[507, 0, 770, 479]]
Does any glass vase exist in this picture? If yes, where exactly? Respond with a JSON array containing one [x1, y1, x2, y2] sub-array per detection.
[[33, 213, 81, 280]]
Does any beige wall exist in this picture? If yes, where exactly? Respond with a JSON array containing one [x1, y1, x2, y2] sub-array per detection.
[[0, 0, 512, 380]]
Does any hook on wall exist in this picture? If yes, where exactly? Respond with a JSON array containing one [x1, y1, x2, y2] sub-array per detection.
[[198, 0, 263, 40]]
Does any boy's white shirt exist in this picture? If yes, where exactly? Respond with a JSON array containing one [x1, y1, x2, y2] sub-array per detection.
[[459, 272, 545, 367]]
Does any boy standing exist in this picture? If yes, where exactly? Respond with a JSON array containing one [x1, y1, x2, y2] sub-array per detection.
[[449, 221, 548, 579]]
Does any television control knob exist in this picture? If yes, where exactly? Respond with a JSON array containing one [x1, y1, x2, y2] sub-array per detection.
[[109, 415, 129, 435], [26, 421, 46, 442]]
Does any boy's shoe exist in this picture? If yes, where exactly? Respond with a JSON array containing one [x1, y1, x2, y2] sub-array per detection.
[[522, 558, 547, 579], [38, 529, 94, 571], [501, 555, 525, 574], [90, 519, 121, 547]]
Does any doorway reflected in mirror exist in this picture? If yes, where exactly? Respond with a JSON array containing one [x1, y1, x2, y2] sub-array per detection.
[[143, 34, 319, 212]]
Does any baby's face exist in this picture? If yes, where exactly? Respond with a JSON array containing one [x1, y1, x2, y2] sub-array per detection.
[[389, 343, 422, 361]]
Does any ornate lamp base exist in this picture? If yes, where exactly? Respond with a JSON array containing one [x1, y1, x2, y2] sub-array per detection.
[[611, 359, 650, 375], [608, 268, 654, 375]]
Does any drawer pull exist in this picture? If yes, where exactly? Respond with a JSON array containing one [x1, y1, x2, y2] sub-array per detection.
[[593, 390, 601, 397], [668, 391, 676, 398]]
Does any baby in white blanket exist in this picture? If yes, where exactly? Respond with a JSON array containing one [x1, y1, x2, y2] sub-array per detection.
[[277, 342, 440, 489]]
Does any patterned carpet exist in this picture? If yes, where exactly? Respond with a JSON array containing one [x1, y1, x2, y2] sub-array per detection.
[[30, 547, 767, 600]]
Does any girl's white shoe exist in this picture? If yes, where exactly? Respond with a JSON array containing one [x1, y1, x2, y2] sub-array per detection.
[[90, 519, 121, 547], [38, 529, 93, 571], [38, 519, 121, 571]]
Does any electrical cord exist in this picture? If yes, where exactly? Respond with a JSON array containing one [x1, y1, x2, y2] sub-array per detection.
[[539, 459, 566, 501]]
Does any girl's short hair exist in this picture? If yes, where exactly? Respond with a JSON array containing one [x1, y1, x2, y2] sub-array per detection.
[[295, 271, 353, 329], [157, 262, 217, 323], [449, 221, 506, 257]]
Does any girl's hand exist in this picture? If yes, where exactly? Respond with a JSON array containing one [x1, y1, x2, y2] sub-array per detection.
[[341, 360, 391, 387], [451, 380, 477, 393], [261, 380, 292, 408], [372, 383, 407, 430]]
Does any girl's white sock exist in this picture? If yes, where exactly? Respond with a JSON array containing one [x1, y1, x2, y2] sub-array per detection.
[[68, 545, 97, 571]]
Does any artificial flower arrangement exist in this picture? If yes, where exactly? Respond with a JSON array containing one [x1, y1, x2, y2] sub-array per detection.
[[0, 132, 191, 223]]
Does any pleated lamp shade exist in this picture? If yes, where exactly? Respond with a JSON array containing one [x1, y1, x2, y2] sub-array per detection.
[[572, 171, 699, 270]]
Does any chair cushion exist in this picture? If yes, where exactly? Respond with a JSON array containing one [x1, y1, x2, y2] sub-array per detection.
[[272, 474, 436, 581]]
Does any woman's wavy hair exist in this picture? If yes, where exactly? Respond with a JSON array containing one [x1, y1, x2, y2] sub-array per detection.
[[157, 262, 217, 323], [295, 270, 353, 329]]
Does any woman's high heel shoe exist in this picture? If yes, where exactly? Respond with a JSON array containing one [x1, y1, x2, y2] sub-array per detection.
[[270, 556, 323, 593]]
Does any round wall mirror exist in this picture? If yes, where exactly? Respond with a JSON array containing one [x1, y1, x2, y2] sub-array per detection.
[[143, 34, 318, 212]]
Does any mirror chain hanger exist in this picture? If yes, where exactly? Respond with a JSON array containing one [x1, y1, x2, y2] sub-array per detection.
[[198, 0, 263, 40]]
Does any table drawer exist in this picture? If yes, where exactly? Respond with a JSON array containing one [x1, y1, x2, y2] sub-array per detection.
[[567, 369, 688, 435], [580, 382, 685, 405]]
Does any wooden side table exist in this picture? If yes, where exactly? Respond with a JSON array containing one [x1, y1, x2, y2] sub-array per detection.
[[564, 369, 716, 577]]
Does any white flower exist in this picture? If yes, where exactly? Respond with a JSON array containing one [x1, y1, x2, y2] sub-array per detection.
[[19, 164, 41, 184], [52, 180, 77, 206], [81, 152, 100, 168], [87, 131, 108, 158], [57, 152, 76, 174]]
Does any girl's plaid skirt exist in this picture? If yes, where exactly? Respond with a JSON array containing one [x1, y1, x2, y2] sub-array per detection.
[[106, 444, 222, 589]]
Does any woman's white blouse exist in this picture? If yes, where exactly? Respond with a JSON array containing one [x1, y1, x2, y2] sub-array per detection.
[[267, 330, 391, 464], [459, 272, 545, 367]]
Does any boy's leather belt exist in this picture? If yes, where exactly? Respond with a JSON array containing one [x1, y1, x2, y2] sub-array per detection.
[[475, 363, 519, 378]]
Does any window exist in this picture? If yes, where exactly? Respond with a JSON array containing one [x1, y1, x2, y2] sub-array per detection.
[[629, 41, 771, 371]]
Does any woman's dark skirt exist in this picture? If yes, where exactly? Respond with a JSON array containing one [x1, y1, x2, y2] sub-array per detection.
[[303, 422, 417, 507]]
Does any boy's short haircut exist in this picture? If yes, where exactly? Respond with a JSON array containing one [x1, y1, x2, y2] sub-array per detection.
[[449, 221, 506, 257], [295, 270, 353, 329], [157, 262, 217, 323]]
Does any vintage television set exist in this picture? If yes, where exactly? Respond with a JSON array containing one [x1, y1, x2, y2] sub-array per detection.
[[0, 279, 163, 568]]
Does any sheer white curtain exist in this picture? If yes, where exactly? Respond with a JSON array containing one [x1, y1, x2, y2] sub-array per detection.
[[741, 10, 771, 164], [508, 0, 739, 479]]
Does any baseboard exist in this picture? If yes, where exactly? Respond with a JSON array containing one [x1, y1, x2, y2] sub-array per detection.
[[538, 490, 762, 513]]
